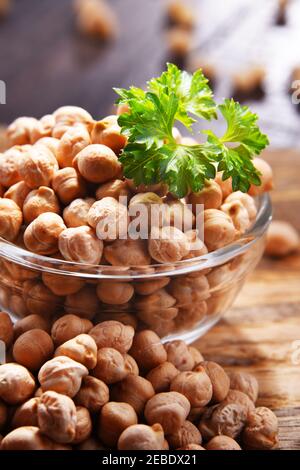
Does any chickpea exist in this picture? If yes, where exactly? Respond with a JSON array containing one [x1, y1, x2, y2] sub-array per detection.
[[4, 181, 31, 209], [57, 125, 91, 168], [74, 144, 121, 184], [0, 400, 7, 431], [34, 136, 60, 158], [0, 198, 23, 241], [167, 420, 202, 449], [51, 314, 93, 346], [129, 191, 163, 225], [187, 406, 207, 423], [199, 402, 248, 440], [96, 312, 138, 330], [135, 289, 176, 314], [63, 197, 95, 227], [74, 0, 118, 41], [75, 376, 109, 413], [215, 172, 233, 199], [97, 281, 134, 305], [188, 347, 204, 366], [165, 340, 195, 371], [171, 370, 212, 408], [126, 179, 168, 197], [73, 406, 92, 444], [77, 437, 105, 450], [242, 407, 278, 450], [52, 167, 87, 205], [225, 191, 257, 220], [91, 117, 127, 155], [204, 209, 236, 251], [265, 220, 299, 257], [6, 117, 39, 146], [167, 0, 195, 30], [55, 334, 97, 369], [37, 391, 77, 444], [89, 320, 134, 353], [23, 186, 60, 224], [104, 239, 151, 266], [166, 28, 191, 57], [183, 229, 208, 260], [96, 179, 131, 201], [221, 199, 250, 235], [123, 354, 139, 375], [24, 212, 66, 255], [146, 362, 179, 393], [223, 390, 255, 416], [0, 311, 13, 347], [248, 158, 273, 196], [13, 329, 54, 371], [59, 226, 103, 264], [52, 106, 94, 139], [195, 361, 230, 403], [42, 272, 84, 296], [38, 356, 88, 397], [87, 197, 129, 241], [228, 371, 259, 403], [19, 145, 58, 189], [0, 363, 35, 405], [169, 275, 210, 307], [92, 347, 129, 384], [0, 426, 70, 450], [111, 374, 155, 415], [144, 391, 190, 434], [129, 330, 167, 372], [98, 402, 138, 447], [148, 226, 189, 263], [206, 435, 241, 450], [134, 277, 170, 296], [188, 180, 223, 212], [118, 423, 165, 450], [11, 397, 40, 429], [14, 314, 52, 339], [30, 114, 55, 143], [64, 285, 100, 319], [23, 279, 61, 317]]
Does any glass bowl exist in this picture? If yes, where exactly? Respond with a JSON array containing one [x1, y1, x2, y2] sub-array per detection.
[[0, 194, 271, 344]]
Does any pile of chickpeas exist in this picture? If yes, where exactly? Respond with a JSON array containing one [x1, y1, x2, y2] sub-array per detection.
[[0, 312, 278, 450]]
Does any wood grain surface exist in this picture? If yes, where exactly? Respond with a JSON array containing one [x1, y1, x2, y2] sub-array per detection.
[[195, 149, 300, 450]]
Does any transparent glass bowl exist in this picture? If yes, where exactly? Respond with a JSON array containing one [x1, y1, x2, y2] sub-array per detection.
[[0, 194, 271, 344]]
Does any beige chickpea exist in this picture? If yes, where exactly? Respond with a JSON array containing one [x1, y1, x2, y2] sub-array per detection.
[[96, 281, 134, 305], [59, 226, 103, 264], [96, 179, 131, 201], [242, 407, 278, 450], [215, 172, 233, 199], [64, 285, 100, 319], [24, 212, 66, 255], [92, 347, 129, 384], [135, 288, 176, 313], [0, 426, 70, 450], [88, 197, 129, 241], [57, 125, 91, 168], [222, 389, 255, 416], [0, 363, 36, 405], [146, 362, 179, 393], [11, 397, 40, 429], [148, 226, 189, 263], [265, 220, 299, 257], [96, 312, 138, 330], [188, 347, 204, 366], [118, 423, 165, 451], [20, 145, 59, 188], [0, 400, 7, 431], [182, 229, 208, 260], [144, 391, 191, 434], [52, 167, 87, 205], [129, 192, 163, 226], [34, 136, 60, 158], [129, 330, 167, 372], [91, 117, 127, 155], [195, 361, 230, 403], [123, 354, 139, 375], [0, 311, 14, 347], [51, 314, 93, 346], [104, 239, 151, 266], [134, 277, 170, 295], [23, 186, 60, 224], [221, 199, 250, 235], [98, 401, 138, 447], [168, 275, 210, 307], [52, 106, 94, 139], [165, 199, 195, 230], [111, 374, 155, 415], [167, 420, 202, 450], [188, 180, 223, 211], [37, 391, 77, 444], [248, 158, 273, 196], [0, 146, 25, 187], [75, 376, 109, 413], [42, 272, 84, 296], [199, 402, 248, 440], [206, 435, 241, 450], [13, 329, 54, 371], [165, 340, 195, 371], [89, 320, 134, 353], [225, 191, 257, 220], [228, 371, 259, 403], [72, 406, 92, 444], [204, 209, 236, 251], [38, 356, 88, 397], [6, 117, 39, 146], [0, 198, 23, 241], [171, 370, 213, 408], [55, 334, 97, 369], [74, 0, 118, 41], [23, 279, 61, 316], [30, 114, 55, 143], [14, 314, 52, 339], [63, 197, 95, 227], [126, 179, 168, 197], [4, 181, 31, 209], [73, 144, 121, 184]]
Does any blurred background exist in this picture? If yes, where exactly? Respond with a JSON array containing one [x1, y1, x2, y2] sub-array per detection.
[[0, 0, 300, 147]]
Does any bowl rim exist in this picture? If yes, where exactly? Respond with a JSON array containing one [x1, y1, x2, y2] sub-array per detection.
[[0, 194, 272, 280]]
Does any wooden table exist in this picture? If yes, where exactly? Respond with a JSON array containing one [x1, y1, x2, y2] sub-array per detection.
[[194, 149, 300, 450]]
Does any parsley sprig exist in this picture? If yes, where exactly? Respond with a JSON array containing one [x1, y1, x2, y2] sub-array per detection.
[[114, 63, 269, 198]]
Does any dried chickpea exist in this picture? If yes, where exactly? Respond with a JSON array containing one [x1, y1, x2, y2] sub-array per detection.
[[228, 371, 259, 402], [0, 146, 24, 188], [92, 347, 129, 384], [63, 197, 95, 227], [248, 158, 273, 196], [182, 230, 208, 260], [59, 226, 103, 264], [88, 197, 129, 241], [188, 347, 204, 366], [167, 0, 195, 30], [195, 361, 230, 403], [74, 0, 118, 41], [148, 226, 189, 263], [111, 374, 155, 415], [0, 198, 23, 241], [73, 144, 121, 183], [91, 117, 127, 155], [118, 423, 165, 451], [74, 376, 109, 413], [52, 106, 94, 139], [0, 363, 36, 405], [171, 370, 213, 408], [134, 277, 170, 296], [146, 362, 179, 393], [221, 199, 250, 235], [38, 356, 88, 397], [96, 179, 131, 201], [104, 239, 151, 266], [51, 314, 93, 346], [123, 354, 139, 376], [55, 334, 97, 369], [199, 402, 248, 440], [22, 279, 61, 316], [165, 199, 195, 230], [204, 209, 236, 251], [167, 28, 191, 57], [6, 117, 39, 146], [19, 145, 58, 188], [11, 397, 40, 429], [225, 191, 257, 220], [206, 435, 241, 450], [169, 275, 210, 306], [265, 220, 299, 257], [96, 312, 138, 330], [189, 180, 223, 212], [242, 407, 278, 450], [42, 272, 84, 296], [73, 406, 92, 444], [30, 114, 55, 143], [126, 179, 168, 197], [0, 400, 7, 431], [52, 167, 87, 205], [135, 289, 176, 313], [223, 389, 255, 416], [14, 314, 52, 339], [0, 311, 13, 347], [167, 420, 202, 449], [97, 281, 134, 305], [129, 192, 163, 226], [34, 136, 60, 158], [23, 186, 60, 224], [129, 330, 167, 372], [144, 391, 190, 434], [4, 181, 31, 209], [37, 391, 77, 443], [64, 285, 100, 320], [89, 320, 134, 353], [98, 402, 138, 447], [215, 172, 233, 199], [165, 340, 195, 371], [13, 329, 54, 371], [0, 426, 70, 450], [57, 125, 91, 168], [24, 212, 66, 255]]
